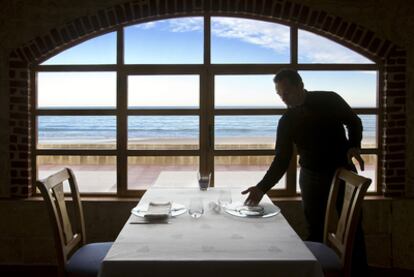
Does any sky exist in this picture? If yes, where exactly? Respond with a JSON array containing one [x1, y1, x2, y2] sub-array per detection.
[[38, 17, 377, 108]]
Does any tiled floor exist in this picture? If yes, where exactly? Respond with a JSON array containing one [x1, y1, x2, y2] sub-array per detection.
[[38, 163, 377, 193]]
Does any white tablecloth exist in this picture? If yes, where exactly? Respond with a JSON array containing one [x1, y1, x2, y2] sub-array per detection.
[[99, 187, 323, 277]]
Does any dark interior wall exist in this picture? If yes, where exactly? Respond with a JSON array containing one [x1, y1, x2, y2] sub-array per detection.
[[0, 0, 413, 269]]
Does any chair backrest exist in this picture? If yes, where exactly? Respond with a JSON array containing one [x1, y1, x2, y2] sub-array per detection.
[[37, 168, 86, 275], [323, 168, 371, 277]]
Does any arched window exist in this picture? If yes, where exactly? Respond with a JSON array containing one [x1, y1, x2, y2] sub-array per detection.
[[34, 16, 380, 196]]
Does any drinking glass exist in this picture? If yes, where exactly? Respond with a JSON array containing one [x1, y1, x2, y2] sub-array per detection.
[[218, 189, 232, 209], [197, 172, 211, 191], [188, 198, 204, 218]]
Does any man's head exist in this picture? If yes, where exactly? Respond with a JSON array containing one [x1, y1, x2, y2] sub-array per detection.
[[273, 69, 305, 107]]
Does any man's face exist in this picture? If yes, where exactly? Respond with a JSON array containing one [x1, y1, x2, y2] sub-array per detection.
[[275, 78, 303, 107]]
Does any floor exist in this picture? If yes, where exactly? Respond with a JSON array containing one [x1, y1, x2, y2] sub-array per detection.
[[1, 265, 413, 277]]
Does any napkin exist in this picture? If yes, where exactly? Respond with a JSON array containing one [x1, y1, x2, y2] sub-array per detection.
[[144, 201, 172, 220]]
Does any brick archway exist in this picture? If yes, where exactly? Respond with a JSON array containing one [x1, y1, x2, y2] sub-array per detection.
[[8, 0, 406, 197]]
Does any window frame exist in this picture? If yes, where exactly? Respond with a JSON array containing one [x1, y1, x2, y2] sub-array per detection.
[[31, 16, 382, 197]]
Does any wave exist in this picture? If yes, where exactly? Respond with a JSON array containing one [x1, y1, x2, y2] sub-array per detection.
[[38, 115, 377, 140]]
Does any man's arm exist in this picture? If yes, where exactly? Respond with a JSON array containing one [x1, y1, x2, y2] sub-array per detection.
[[257, 116, 293, 193], [242, 116, 293, 206], [332, 92, 364, 170]]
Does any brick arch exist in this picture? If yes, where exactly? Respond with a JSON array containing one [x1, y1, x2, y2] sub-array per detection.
[[8, 0, 406, 197]]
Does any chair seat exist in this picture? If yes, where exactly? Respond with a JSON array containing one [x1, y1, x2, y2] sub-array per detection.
[[305, 241, 342, 272], [66, 242, 113, 277]]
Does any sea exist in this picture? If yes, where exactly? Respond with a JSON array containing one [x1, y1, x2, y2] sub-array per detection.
[[37, 114, 376, 142]]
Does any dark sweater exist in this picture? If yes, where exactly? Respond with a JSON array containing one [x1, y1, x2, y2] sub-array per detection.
[[257, 91, 363, 193]]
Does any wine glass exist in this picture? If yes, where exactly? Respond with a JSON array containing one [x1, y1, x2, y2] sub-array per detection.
[[218, 189, 232, 209], [188, 198, 204, 218]]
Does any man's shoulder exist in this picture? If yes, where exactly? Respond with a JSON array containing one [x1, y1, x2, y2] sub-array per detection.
[[307, 90, 339, 98], [306, 91, 342, 104]]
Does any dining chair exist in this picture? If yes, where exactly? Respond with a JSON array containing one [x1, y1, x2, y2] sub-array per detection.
[[304, 168, 371, 277], [37, 168, 112, 277]]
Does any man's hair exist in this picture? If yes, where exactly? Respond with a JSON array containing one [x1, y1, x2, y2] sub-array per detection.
[[273, 69, 303, 86]]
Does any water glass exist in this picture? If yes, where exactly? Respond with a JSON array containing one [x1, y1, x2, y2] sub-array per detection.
[[218, 189, 232, 208], [188, 198, 204, 219], [197, 172, 211, 191]]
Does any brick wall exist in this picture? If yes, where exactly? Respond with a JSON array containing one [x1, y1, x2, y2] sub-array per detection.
[[7, 0, 407, 197], [8, 52, 30, 197], [382, 48, 407, 195]]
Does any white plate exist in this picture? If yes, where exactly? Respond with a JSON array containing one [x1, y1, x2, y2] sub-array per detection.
[[131, 202, 187, 218], [224, 202, 281, 218]]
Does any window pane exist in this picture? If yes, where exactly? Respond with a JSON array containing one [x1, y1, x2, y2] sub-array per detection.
[[128, 156, 199, 189], [299, 71, 377, 107], [211, 17, 290, 63], [215, 116, 277, 150], [38, 116, 116, 149], [41, 32, 116, 65], [359, 115, 377, 149], [37, 72, 116, 108], [360, 154, 377, 192], [37, 156, 116, 193], [214, 156, 286, 190], [125, 17, 203, 64], [128, 75, 199, 108], [128, 116, 199, 150], [215, 75, 284, 108], [298, 30, 374, 64]]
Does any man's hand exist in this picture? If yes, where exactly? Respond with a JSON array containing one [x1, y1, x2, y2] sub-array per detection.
[[347, 147, 365, 171], [241, 186, 265, 206]]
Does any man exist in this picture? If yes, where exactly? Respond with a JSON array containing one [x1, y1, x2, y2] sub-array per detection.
[[242, 69, 367, 274]]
